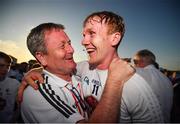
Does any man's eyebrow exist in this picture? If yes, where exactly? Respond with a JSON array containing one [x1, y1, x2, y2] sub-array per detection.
[[85, 28, 94, 33]]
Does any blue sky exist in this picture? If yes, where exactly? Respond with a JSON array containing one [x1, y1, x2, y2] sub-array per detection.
[[0, 0, 179, 70]]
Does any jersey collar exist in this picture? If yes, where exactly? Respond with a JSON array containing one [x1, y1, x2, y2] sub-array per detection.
[[42, 69, 79, 88]]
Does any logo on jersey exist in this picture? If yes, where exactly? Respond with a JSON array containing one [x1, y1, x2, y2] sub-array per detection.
[[83, 77, 101, 96], [92, 79, 101, 86], [83, 76, 89, 85]]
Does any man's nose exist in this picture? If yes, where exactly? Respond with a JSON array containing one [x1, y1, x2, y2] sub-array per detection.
[[81, 37, 90, 46], [66, 45, 74, 53]]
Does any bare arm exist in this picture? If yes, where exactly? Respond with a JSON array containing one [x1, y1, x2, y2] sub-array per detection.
[[81, 57, 135, 123]]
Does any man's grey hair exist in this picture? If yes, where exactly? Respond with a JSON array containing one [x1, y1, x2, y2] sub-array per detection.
[[27, 23, 65, 57]]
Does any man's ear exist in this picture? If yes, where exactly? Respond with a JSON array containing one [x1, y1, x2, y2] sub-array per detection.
[[111, 32, 121, 47], [35, 52, 47, 67]]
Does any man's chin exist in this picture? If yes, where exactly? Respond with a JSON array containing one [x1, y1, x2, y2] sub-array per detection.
[[88, 59, 98, 70], [67, 65, 77, 75], [71, 63, 77, 69]]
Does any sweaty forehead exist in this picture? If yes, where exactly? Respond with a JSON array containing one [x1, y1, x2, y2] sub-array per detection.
[[84, 16, 108, 32], [83, 22, 109, 37], [85, 16, 104, 26]]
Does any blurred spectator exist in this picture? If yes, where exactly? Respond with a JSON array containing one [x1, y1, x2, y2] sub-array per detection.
[[19, 62, 28, 74], [8, 63, 20, 80], [133, 49, 159, 69], [7, 62, 28, 82], [122, 58, 131, 63], [0, 51, 20, 123], [18, 62, 29, 82], [31, 63, 41, 69], [171, 78, 180, 122], [171, 71, 180, 122], [28, 59, 38, 70], [133, 49, 173, 122]]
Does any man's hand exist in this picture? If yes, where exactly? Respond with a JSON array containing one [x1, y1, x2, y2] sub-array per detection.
[[87, 57, 136, 123], [17, 67, 44, 103], [107, 57, 135, 85]]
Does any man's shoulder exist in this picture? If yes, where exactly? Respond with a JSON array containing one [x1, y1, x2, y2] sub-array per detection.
[[4, 77, 20, 88], [24, 85, 41, 98], [122, 73, 154, 112], [123, 73, 150, 96], [125, 73, 147, 85], [6, 77, 20, 83], [23, 82, 62, 108]]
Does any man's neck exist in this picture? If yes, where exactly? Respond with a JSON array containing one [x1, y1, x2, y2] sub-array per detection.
[[58, 74, 72, 82], [96, 53, 119, 70]]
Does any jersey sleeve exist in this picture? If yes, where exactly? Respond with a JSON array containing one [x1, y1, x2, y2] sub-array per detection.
[[21, 85, 84, 123]]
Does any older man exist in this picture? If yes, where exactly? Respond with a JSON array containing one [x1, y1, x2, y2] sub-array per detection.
[[133, 49, 173, 122]]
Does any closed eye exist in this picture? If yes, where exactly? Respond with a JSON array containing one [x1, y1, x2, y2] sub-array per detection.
[[67, 40, 71, 45], [89, 31, 95, 36]]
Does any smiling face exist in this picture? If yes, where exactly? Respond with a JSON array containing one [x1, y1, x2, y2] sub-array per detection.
[[36, 29, 76, 77], [82, 16, 119, 69]]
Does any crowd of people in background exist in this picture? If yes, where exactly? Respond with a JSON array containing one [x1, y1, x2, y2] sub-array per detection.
[[8, 56, 179, 86], [0, 52, 41, 123], [8, 59, 41, 83], [122, 57, 180, 85]]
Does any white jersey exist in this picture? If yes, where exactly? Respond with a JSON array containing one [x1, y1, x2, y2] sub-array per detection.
[[0, 77, 20, 123], [21, 70, 88, 123], [76, 61, 165, 123], [136, 65, 173, 122]]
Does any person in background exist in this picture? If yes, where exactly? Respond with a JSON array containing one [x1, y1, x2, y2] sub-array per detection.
[[7, 62, 28, 82], [171, 76, 180, 122], [0, 51, 20, 123], [18, 62, 29, 82], [21, 22, 134, 123], [8, 63, 20, 80], [31, 63, 41, 69], [28, 59, 38, 71], [133, 49, 173, 122], [18, 11, 164, 122]]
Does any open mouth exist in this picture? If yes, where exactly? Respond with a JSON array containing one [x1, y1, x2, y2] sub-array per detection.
[[66, 57, 73, 61], [86, 48, 96, 54], [65, 55, 74, 61]]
